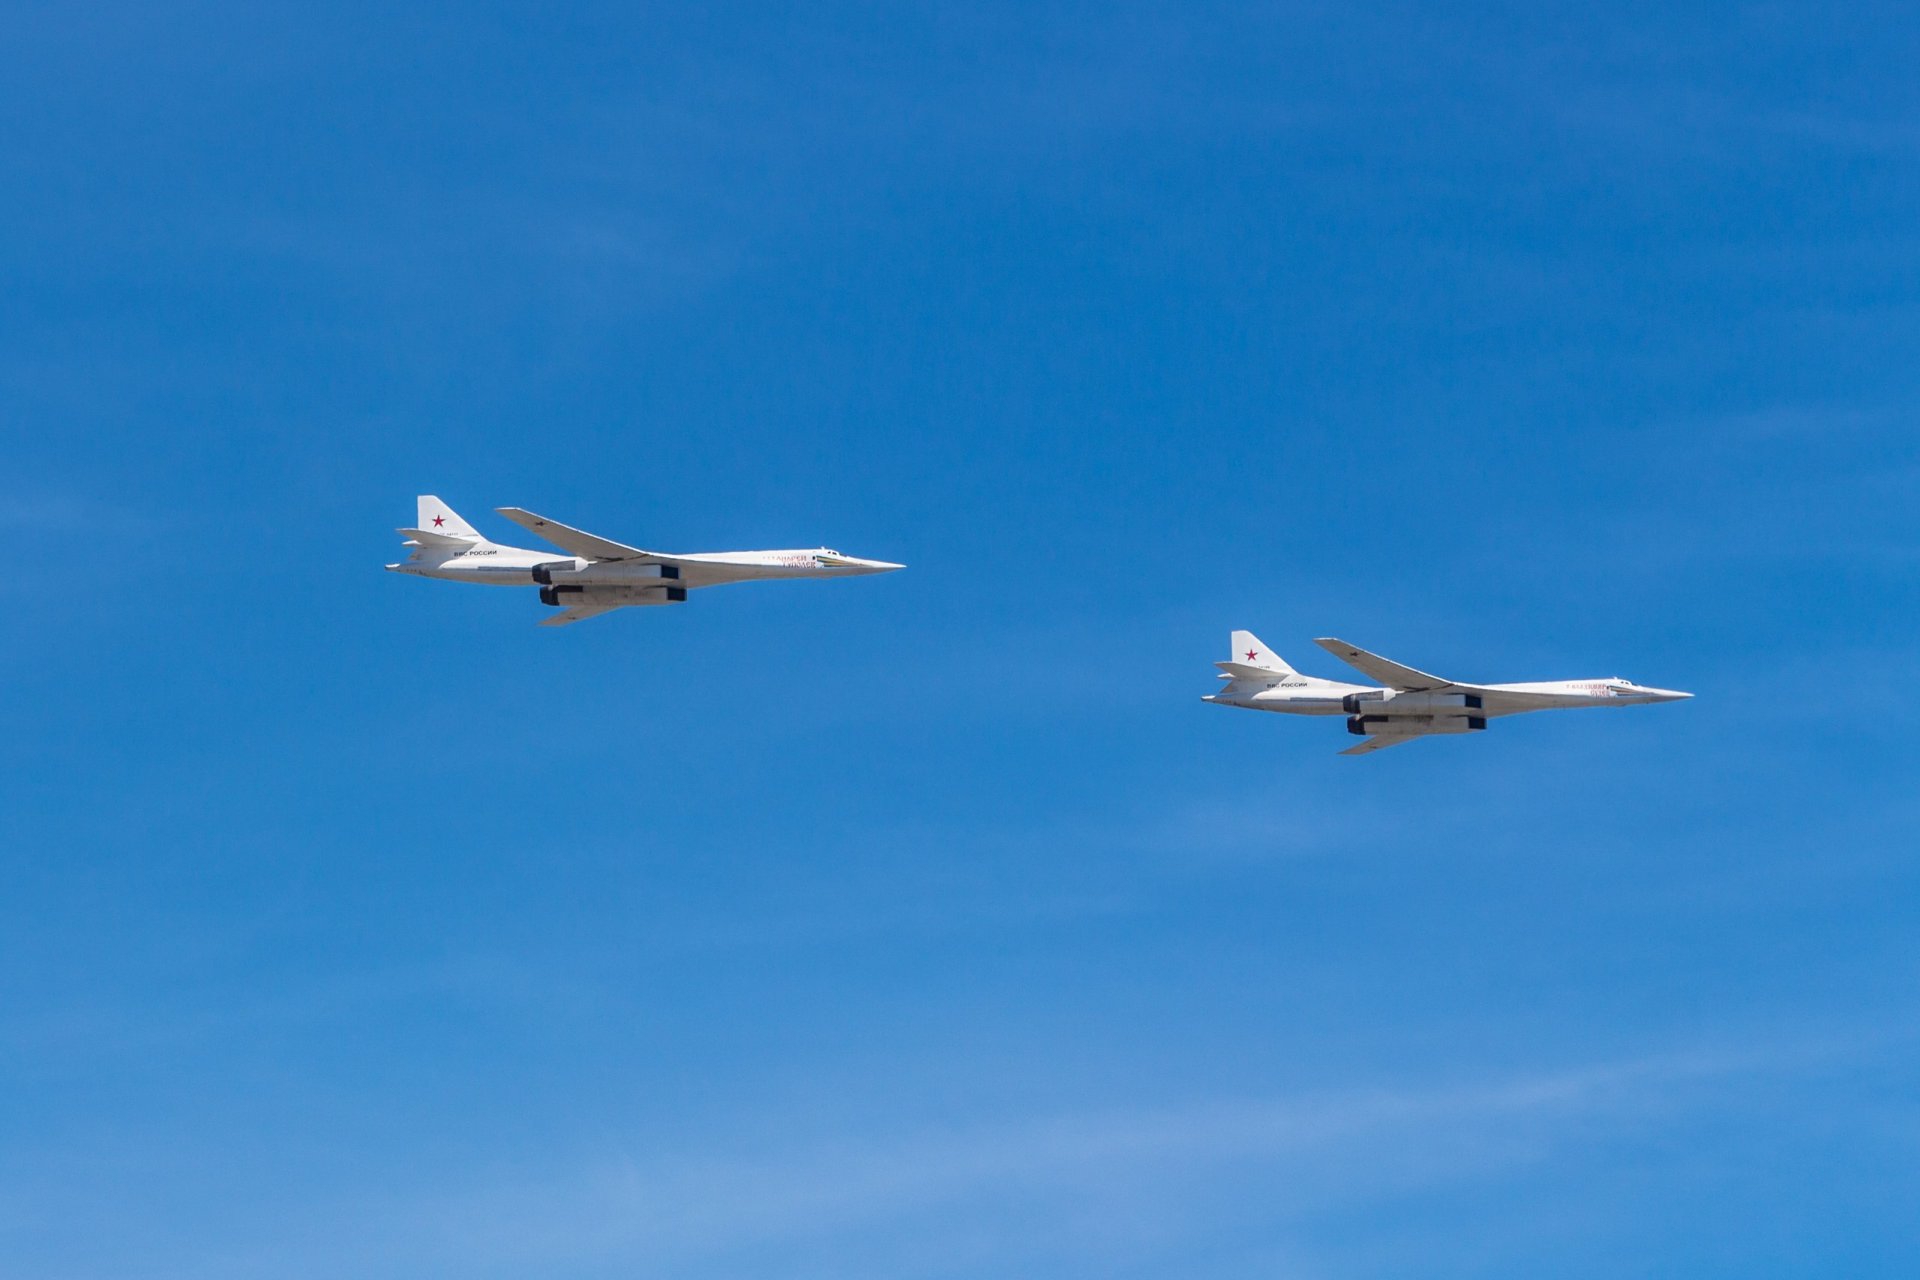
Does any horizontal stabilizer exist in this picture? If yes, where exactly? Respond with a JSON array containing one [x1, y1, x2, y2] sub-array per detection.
[[496, 507, 652, 562], [1314, 637, 1461, 691], [397, 526, 475, 548], [1216, 661, 1290, 682]]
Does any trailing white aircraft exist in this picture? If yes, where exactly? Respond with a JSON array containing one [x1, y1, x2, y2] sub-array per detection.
[[386, 496, 903, 625], [1204, 630, 1690, 755]]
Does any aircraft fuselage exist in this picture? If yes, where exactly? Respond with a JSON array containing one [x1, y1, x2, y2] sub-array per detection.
[[1209, 677, 1691, 718], [386, 496, 904, 626], [386, 544, 900, 589], [1204, 630, 1690, 754]]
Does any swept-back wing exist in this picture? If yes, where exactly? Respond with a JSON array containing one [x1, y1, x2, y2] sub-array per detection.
[[1314, 637, 1468, 692], [495, 507, 655, 562], [1339, 734, 1421, 756], [537, 605, 619, 627]]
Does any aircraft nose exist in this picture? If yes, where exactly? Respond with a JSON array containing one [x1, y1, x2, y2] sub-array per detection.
[[1651, 688, 1693, 702], [859, 558, 905, 573]]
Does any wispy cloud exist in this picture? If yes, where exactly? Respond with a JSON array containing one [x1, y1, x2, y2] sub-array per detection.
[[365, 1039, 1839, 1276]]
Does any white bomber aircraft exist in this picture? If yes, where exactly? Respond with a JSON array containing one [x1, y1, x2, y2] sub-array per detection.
[[1205, 630, 1690, 755], [386, 496, 903, 625]]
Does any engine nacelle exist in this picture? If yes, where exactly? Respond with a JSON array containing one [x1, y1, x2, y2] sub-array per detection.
[[534, 560, 681, 587], [1346, 714, 1487, 736], [539, 584, 687, 607], [1341, 691, 1484, 715]]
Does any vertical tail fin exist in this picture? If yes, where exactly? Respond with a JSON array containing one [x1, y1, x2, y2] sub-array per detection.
[[417, 495, 480, 540], [1230, 630, 1295, 675]]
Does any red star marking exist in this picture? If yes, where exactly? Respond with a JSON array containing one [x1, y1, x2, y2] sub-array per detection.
[[1245, 649, 1259, 662], [432, 515, 445, 527]]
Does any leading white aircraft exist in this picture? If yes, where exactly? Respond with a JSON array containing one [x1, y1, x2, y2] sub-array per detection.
[[387, 496, 903, 625], [1205, 630, 1690, 754]]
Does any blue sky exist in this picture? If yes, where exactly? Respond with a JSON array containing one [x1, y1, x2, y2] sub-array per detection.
[[3, 2, 1918, 1276]]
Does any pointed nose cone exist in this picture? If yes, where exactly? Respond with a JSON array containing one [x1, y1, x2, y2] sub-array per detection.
[[1650, 687, 1693, 702], [858, 558, 905, 574]]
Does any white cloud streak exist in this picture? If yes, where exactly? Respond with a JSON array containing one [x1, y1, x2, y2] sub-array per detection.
[[365, 1041, 1819, 1277]]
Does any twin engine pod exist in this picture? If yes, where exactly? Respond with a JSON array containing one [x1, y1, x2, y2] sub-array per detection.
[[1347, 713, 1488, 737], [1340, 691, 1483, 715], [531, 560, 682, 586], [533, 560, 688, 606], [538, 584, 688, 607]]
